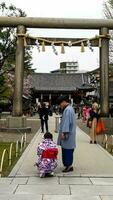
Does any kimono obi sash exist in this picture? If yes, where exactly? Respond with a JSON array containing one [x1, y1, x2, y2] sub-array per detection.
[[41, 148, 58, 159]]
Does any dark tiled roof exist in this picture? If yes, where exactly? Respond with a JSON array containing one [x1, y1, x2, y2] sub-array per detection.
[[77, 83, 95, 91], [30, 73, 89, 92]]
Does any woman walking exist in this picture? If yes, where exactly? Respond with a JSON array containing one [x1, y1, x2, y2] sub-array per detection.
[[89, 102, 99, 144]]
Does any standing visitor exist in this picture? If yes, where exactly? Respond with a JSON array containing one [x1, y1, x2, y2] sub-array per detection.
[[109, 104, 113, 117], [38, 103, 49, 133], [57, 95, 76, 172], [85, 105, 91, 120], [89, 102, 99, 144]]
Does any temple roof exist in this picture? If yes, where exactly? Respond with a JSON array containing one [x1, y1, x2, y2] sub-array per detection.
[[77, 83, 95, 91], [30, 73, 89, 92]]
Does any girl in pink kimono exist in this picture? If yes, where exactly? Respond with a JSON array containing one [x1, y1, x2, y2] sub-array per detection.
[[36, 132, 58, 178]]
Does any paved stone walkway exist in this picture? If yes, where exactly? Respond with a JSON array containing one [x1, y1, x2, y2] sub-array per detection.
[[1, 115, 113, 199]]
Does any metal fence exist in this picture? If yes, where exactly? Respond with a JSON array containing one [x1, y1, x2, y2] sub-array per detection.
[[0, 133, 27, 177]]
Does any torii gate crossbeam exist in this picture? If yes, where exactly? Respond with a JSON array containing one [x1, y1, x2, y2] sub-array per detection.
[[0, 16, 113, 29]]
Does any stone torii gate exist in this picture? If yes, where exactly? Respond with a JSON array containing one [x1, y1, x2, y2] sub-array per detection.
[[0, 17, 112, 117]]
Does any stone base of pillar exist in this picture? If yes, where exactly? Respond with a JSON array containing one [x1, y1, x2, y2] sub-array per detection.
[[6, 116, 27, 128], [0, 117, 41, 133], [2, 116, 31, 133]]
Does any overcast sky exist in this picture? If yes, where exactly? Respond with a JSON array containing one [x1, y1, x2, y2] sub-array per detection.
[[2, 0, 107, 73]]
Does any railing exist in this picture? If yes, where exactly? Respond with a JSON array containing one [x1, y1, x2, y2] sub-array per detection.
[[0, 133, 27, 177], [98, 133, 113, 153], [0, 149, 9, 177]]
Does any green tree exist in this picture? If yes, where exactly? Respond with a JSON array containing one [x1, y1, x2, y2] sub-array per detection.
[[0, 72, 10, 100], [104, 0, 113, 18], [103, 0, 113, 64], [0, 2, 34, 102], [0, 2, 33, 72]]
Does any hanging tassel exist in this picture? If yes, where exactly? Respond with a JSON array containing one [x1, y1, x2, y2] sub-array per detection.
[[61, 43, 65, 54], [99, 38, 102, 47], [24, 37, 27, 47], [51, 42, 58, 55], [81, 42, 85, 52], [86, 40, 94, 52], [68, 40, 72, 47], [42, 41, 45, 52], [35, 39, 40, 52]]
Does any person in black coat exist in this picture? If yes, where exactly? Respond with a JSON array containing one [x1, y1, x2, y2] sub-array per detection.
[[38, 103, 49, 133]]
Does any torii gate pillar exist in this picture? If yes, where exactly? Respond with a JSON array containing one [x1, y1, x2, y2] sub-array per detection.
[[12, 25, 26, 116], [100, 27, 109, 116]]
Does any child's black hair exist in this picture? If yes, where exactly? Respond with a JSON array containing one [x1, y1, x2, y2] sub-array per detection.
[[44, 132, 53, 140]]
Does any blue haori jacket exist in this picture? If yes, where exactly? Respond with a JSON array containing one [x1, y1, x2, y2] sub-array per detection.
[[57, 105, 76, 149]]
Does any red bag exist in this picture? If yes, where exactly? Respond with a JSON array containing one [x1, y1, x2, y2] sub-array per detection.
[[96, 118, 105, 134]]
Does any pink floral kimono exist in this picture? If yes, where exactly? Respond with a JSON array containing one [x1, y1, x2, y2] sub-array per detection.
[[36, 139, 58, 174]]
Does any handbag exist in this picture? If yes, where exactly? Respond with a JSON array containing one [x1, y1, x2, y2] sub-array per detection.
[[96, 118, 105, 134], [87, 118, 92, 128]]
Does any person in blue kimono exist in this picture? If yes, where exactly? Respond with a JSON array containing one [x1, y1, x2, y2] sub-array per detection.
[[57, 95, 76, 172]]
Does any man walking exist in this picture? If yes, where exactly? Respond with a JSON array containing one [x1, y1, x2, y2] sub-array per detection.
[[57, 95, 76, 172], [38, 103, 49, 133]]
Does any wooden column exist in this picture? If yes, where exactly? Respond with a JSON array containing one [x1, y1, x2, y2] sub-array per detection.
[[40, 94, 43, 106], [49, 94, 51, 106], [12, 25, 26, 116], [100, 27, 109, 116]]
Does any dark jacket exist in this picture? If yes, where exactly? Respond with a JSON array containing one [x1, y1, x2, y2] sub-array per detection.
[[89, 109, 99, 121], [39, 107, 49, 120]]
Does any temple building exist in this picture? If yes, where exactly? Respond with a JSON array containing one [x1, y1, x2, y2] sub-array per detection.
[[30, 72, 94, 106]]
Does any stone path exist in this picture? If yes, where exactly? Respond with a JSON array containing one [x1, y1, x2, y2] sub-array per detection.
[[1, 115, 113, 199]]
